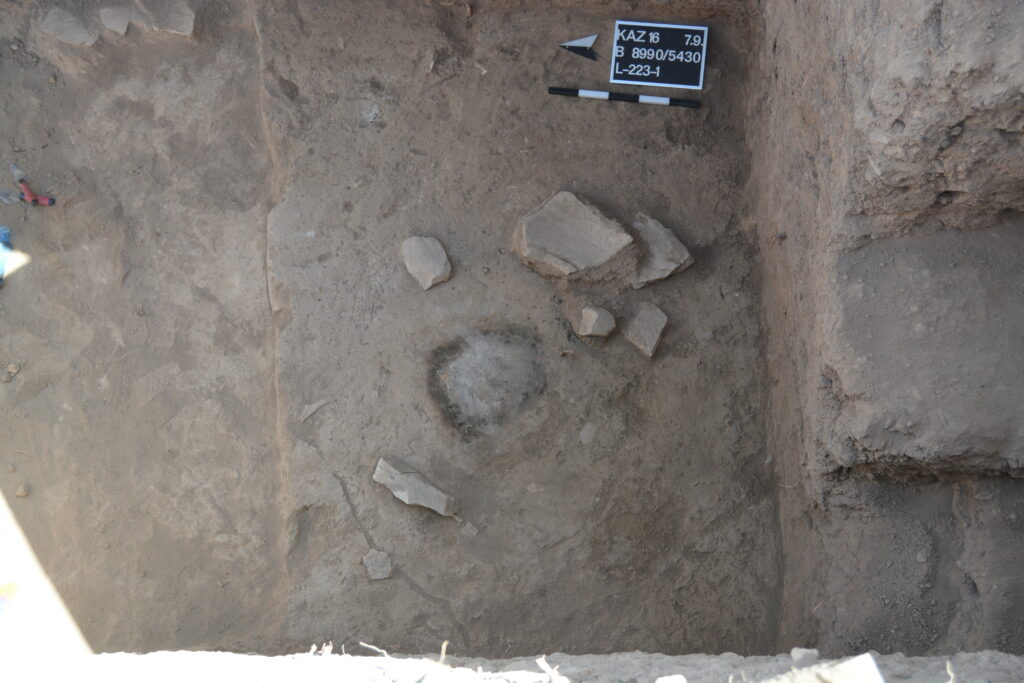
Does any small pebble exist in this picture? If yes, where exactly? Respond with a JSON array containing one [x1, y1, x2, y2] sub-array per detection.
[[49, 75, 57, 83], [10, 43, 19, 51], [916, 550, 928, 563], [7, 363, 20, 375], [15, 483, 30, 498], [8, 464, 15, 473]]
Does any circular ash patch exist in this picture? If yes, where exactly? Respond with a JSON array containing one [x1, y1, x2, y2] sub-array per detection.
[[428, 328, 546, 437]]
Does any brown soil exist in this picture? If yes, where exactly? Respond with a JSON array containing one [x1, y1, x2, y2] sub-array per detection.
[[0, 0, 1021, 658]]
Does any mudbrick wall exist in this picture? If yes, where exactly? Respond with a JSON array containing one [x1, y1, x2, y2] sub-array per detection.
[[0, 0, 1020, 660]]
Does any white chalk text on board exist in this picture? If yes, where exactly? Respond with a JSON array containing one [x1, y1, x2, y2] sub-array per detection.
[[609, 20, 709, 90]]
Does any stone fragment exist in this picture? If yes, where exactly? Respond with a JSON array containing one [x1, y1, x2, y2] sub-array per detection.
[[41, 8, 99, 47], [629, 214, 694, 289], [372, 457, 458, 517], [790, 647, 819, 667], [361, 549, 392, 580], [575, 305, 615, 337], [514, 192, 635, 282], [654, 676, 687, 683], [6, 363, 20, 375], [99, 7, 131, 35], [15, 483, 30, 498], [579, 422, 598, 445], [402, 236, 452, 290], [299, 399, 330, 422], [135, 0, 195, 36], [759, 653, 884, 683], [623, 303, 668, 358]]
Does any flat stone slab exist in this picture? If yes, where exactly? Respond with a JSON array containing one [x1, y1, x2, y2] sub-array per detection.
[[402, 236, 452, 290], [575, 305, 615, 337], [133, 0, 195, 36], [99, 7, 132, 35], [361, 549, 393, 580], [630, 214, 694, 289], [372, 457, 459, 517], [514, 191, 634, 281], [41, 8, 99, 47], [623, 303, 668, 358]]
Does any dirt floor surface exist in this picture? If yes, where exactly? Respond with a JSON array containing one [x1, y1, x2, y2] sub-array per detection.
[[1, 0, 1022, 660]]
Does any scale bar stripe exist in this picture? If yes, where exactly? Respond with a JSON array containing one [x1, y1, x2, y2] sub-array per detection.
[[548, 86, 700, 109]]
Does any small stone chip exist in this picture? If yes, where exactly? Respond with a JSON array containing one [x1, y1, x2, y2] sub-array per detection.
[[362, 549, 393, 580], [575, 305, 615, 337], [791, 647, 819, 667], [15, 483, 30, 498], [402, 236, 452, 290], [623, 302, 668, 358]]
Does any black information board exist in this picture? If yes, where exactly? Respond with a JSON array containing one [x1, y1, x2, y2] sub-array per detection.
[[609, 20, 709, 90]]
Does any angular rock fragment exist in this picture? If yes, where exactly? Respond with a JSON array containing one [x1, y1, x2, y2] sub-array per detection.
[[575, 305, 615, 337], [99, 7, 131, 35], [361, 549, 393, 580], [514, 191, 636, 283], [372, 457, 458, 517], [790, 647, 819, 667], [298, 399, 329, 422], [759, 653, 883, 683], [41, 8, 99, 47], [630, 214, 695, 289], [402, 236, 452, 290], [15, 484, 30, 498], [138, 0, 195, 36], [623, 303, 668, 358], [99, 2, 194, 37]]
